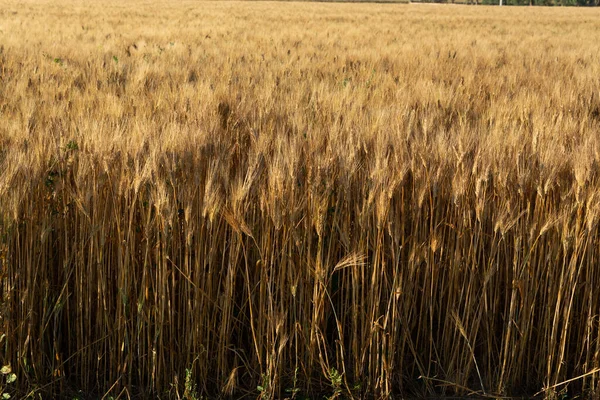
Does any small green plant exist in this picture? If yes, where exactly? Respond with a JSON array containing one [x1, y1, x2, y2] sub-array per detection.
[[327, 368, 343, 399], [557, 387, 569, 400], [183, 367, 199, 400], [45, 170, 58, 189], [1, 364, 17, 399], [42, 53, 64, 66], [65, 140, 79, 151], [112, 55, 118, 64], [257, 373, 271, 399], [284, 367, 300, 399]]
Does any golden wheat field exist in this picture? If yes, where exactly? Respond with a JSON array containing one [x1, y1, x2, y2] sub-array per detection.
[[1, 0, 600, 398]]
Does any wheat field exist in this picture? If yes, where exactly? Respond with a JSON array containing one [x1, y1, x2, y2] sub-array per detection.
[[1, 0, 600, 398]]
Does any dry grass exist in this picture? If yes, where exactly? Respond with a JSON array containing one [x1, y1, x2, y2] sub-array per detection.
[[1, 1, 600, 398]]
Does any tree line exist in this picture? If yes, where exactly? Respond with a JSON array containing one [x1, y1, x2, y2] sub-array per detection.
[[411, 0, 599, 6]]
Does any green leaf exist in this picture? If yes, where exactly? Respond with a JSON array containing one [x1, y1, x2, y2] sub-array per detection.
[[66, 140, 79, 151], [257, 385, 264, 392], [0, 365, 10, 375], [2, 393, 10, 399], [6, 373, 16, 384]]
